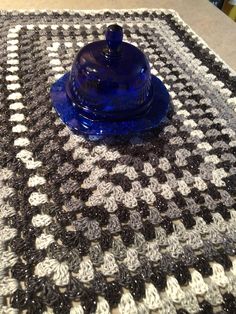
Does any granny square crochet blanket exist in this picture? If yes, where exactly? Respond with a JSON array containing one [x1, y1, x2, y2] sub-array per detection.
[[0, 9, 236, 314]]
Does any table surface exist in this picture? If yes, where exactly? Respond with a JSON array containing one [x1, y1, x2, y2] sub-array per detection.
[[0, 0, 236, 71]]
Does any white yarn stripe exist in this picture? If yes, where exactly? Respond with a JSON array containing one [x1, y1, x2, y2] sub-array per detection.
[[100, 252, 119, 277], [95, 298, 110, 314], [6, 74, 19, 81], [9, 113, 24, 122], [180, 288, 200, 313], [7, 92, 22, 100], [232, 259, 236, 276], [0, 31, 24, 302], [7, 59, 19, 65], [16, 150, 42, 169], [189, 270, 208, 295], [119, 293, 138, 314], [0, 277, 18, 296], [32, 214, 52, 227], [28, 192, 48, 206], [144, 283, 162, 310], [166, 277, 185, 303], [25, 41, 73, 288], [6, 28, 59, 295], [124, 249, 140, 272], [70, 305, 84, 314], [0, 170, 18, 288], [0, 306, 19, 313], [7, 83, 21, 90], [35, 257, 69, 286], [210, 263, 229, 288], [77, 260, 94, 282], [137, 303, 149, 314], [28, 175, 46, 187], [9, 102, 25, 110], [35, 233, 54, 249], [12, 124, 28, 133], [14, 137, 30, 147]]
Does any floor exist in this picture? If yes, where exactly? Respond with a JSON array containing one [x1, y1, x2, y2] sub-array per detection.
[[0, 0, 236, 70]]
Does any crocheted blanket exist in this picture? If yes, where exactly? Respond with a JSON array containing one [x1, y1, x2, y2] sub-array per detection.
[[1, 9, 236, 314]]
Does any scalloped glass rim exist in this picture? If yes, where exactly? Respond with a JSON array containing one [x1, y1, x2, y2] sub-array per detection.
[[50, 73, 170, 136]]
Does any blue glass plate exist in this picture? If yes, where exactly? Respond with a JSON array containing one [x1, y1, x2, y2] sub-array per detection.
[[50, 73, 169, 136]]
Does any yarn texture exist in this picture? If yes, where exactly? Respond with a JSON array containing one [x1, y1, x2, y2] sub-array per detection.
[[0, 9, 236, 314]]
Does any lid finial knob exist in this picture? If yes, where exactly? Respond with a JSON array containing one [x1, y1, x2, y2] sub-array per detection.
[[105, 24, 123, 52]]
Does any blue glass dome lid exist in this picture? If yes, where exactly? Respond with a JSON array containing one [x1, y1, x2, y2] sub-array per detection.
[[50, 24, 170, 135]]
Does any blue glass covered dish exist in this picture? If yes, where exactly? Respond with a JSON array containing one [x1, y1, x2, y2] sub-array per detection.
[[50, 24, 169, 135]]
